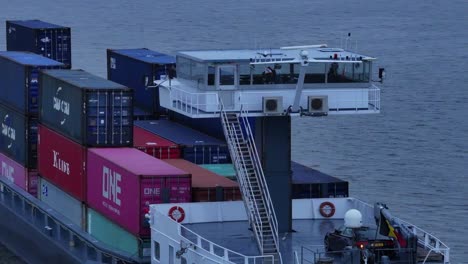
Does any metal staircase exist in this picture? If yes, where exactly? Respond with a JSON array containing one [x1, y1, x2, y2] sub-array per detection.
[[220, 109, 282, 264]]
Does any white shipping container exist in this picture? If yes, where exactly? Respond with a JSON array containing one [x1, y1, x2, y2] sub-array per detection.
[[38, 177, 86, 229]]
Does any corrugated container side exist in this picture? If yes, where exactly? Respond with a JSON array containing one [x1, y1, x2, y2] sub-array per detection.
[[6, 20, 72, 68], [133, 126, 181, 159], [38, 177, 86, 229], [133, 107, 154, 121], [107, 49, 166, 116], [170, 112, 256, 140], [87, 208, 151, 258], [291, 161, 349, 198], [164, 159, 241, 202], [0, 52, 64, 115], [39, 69, 133, 147], [135, 120, 230, 164], [0, 152, 38, 196], [0, 104, 37, 168], [86, 148, 191, 237], [200, 164, 236, 180], [37, 124, 87, 201]]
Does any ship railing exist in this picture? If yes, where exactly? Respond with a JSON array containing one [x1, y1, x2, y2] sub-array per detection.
[[153, 208, 275, 264], [354, 199, 450, 264], [169, 86, 220, 115], [219, 104, 266, 253], [0, 178, 143, 264], [240, 108, 282, 262]]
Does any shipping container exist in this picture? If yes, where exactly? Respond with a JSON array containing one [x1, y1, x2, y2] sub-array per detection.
[[38, 177, 86, 229], [37, 124, 87, 201], [87, 148, 191, 237], [133, 107, 154, 121], [0, 51, 64, 115], [200, 164, 236, 180], [133, 126, 181, 159], [0, 152, 38, 196], [87, 208, 151, 258], [40, 69, 133, 147], [291, 161, 349, 198], [0, 104, 38, 168], [164, 159, 241, 202], [107, 48, 175, 116], [135, 120, 230, 164], [6, 20, 72, 68], [170, 111, 256, 140]]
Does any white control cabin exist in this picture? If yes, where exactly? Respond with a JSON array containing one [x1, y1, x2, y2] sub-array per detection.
[[158, 45, 380, 118]]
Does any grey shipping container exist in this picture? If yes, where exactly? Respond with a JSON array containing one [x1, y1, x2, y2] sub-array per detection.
[[6, 20, 72, 68], [0, 103, 37, 168], [39, 69, 133, 147], [0, 51, 64, 115], [291, 161, 349, 198], [38, 177, 86, 229]]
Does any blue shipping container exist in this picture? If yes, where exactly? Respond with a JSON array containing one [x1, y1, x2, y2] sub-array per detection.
[[6, 20, 72, 68], [291, 161, 349, 198], [135, 119, 230, 164], [40, 70, 133, 147], [107, 48, 175, 116], [0, 52, 64, 115], [170, 111, 256, 140], [0, 103, 38, 168]]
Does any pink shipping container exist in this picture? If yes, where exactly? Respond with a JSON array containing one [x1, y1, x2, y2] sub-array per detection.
[[133, 126, 181, 159], [86, 148, 191, 237], [37, 124, 87, 201], [0, 152, 38, 196]]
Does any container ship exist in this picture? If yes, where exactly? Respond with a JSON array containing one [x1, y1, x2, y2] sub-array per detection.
[[0, 20, 450, 264]]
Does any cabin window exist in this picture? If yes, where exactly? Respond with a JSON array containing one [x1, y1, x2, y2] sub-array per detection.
[[153, 241, 160, 260], [251, 64, 265, 84], [239, 64, 251, 85], [219, 66, 235, 86], [208, 66, 215, 86], [327, 61, 370, 83], [304, 63, 326, 83], [176, 57, 191, 80], [190, 61, 206, 85]]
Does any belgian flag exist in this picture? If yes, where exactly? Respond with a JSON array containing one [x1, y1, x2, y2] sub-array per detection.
[[378, 212, 407, 247]]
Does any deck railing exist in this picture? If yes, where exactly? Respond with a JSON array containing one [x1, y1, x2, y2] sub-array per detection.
[[152, 208, 275, 264], [0, 178, 143, 264]]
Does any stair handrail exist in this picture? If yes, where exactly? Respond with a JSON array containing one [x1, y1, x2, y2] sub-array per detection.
[[219, 104, 265, 250], [240, 109, 282, 263]]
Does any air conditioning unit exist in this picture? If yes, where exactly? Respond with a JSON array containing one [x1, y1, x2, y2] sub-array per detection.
[[263, 96, 283, 115], [308, 96, 328, 115]]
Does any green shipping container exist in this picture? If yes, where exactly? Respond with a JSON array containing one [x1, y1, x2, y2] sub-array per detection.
[[200, 164, 237, 180], [87, 208, 151, 257]]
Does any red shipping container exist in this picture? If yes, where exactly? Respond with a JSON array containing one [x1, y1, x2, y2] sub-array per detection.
[[87, 148, 191, 237], [0, 152, 38, 197], [164, 159, 242, 202], [38, 124, 87, 201], [133, 126, 181, 159]]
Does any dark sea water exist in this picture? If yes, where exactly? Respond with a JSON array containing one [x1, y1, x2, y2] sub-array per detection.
[[0, 0, 467, 263]]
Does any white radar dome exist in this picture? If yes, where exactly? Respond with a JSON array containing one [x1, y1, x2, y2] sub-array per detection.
[[344, 209, 363, 228]]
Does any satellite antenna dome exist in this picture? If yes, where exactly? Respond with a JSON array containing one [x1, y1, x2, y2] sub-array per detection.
[[344, 209, 363, 228], [300, 50, 309, 58]]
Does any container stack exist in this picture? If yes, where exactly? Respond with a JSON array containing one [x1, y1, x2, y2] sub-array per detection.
[[6, 20, 72, 68], [135, 119, 230, 164], [291, 161, 349, 198], [0, 51, 65, 196], [106, 48, 176, 117]]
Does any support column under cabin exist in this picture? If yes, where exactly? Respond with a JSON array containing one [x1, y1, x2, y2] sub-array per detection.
[[255, 116, 292, 233]]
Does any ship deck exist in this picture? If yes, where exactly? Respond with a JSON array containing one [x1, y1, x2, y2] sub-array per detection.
[[183, 219, 342, 263]]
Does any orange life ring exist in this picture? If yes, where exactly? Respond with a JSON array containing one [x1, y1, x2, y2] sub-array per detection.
[[168, 206, 185, 223], [319, 202, 336, 218]]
